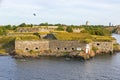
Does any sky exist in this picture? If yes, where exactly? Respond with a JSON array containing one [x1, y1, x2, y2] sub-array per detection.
[[0, 0, 120, 25]]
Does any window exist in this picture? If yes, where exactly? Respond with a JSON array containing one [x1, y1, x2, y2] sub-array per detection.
[[26, 48, 29, 50], [72, 48, 74, 50], [35, 47, 38, 50], [97, 43, 100, 46], [57, 48, 60, 50], [64, 48, 67, 50]]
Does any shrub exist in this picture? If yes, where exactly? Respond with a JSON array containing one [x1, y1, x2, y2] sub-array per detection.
[[92, 46, 98, 53], [66, 27, 73, 32]]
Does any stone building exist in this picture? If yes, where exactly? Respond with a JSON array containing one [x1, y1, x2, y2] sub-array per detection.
[[15, 39, 113, 54], [115, 28, 120, 34], [17, 27, 39, 33], [16, 26, 58, 33], [72, 28, 84, 33], [92, 42, 113, 53], [49, 40, 87, 52], [15, 40, 88, 53], [15, 40, 49, 53]]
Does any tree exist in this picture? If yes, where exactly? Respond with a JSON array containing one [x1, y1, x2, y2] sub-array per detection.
[[39, 23, 49, 26], [0, 27, 6, 35], [4, 25, 12, 30], [56, 26, 64, 31], [66, 27, 73, 32], [18, 23, 26, 27]]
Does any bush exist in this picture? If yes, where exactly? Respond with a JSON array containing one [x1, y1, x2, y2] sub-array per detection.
[[84, 26, 111, 36], [92, 46, 98, 53], [66, 27, 73, 32], [56, 26, 64, 31], [84, 39, 93, 43]]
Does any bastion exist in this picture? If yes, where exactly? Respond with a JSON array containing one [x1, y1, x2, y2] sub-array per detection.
[[14, 39, 113, 58]]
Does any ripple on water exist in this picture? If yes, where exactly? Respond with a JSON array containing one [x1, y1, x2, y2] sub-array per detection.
[[0, 52, 120, 80]]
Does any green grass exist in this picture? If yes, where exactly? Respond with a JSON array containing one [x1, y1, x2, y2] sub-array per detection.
[[91, 35, 116, 42], [54, 32, 92, 40], [16, 36, 40, 40], [53, 32, 115, 42], [0, 36, 15, 44]]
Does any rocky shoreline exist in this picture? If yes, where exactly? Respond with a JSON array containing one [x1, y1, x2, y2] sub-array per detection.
[[0, 53, 9, 56], [0, 48, 119, 60], [10, 49, 117, 60], [0, 43, 120, 60]]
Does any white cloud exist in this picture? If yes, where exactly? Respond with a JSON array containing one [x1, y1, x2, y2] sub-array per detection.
[[0, 0, 120, 25]]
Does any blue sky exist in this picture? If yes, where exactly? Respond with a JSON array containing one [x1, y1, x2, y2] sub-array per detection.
[[0, 0, 120, 25]]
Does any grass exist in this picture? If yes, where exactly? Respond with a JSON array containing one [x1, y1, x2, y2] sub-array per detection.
[[91, 35, 116, 42], [8, 32, 50, 36], [0, 36, 15, 53], [0, 36, 15, 44], [16, 36, 40, 40], [0, 49, 7, 55], [53, 32, 115, 42], [54, 32, 92, 40]]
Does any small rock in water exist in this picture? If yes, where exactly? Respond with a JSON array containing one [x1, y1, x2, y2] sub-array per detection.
[[65, 57, 71, 61], [20, 59, 26, 62]]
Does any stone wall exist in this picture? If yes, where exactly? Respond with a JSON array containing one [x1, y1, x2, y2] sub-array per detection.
[[115, 28, 120, 34], [15, 40, 49, 53], [15, 40, 87, 53], [72, 28, 84, 33], [17, 27, 39, 33], [49, 40, 87, 52], [15, 40, 113, 54], [92, 42, 113, 53], [16, 26, 58, 33]]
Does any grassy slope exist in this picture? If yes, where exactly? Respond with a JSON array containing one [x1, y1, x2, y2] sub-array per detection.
[[0, 36, 15, 54], [54, 32, 115, 42]]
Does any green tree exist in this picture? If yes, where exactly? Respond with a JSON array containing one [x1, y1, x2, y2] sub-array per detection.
[[18, 23, 26, 27], [56, 26, 64, 31], [39, 23, 49, 26], [66, 27, 73, 32], [0, 27, 6, 35], [4, 25, 12, 30]]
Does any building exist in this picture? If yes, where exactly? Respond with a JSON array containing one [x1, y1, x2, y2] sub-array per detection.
[[15, 40, 113, 54], [16, 26, 58, 33], [86, 21, 90, 26], [15, 40, 88, 53], [72, 28, 84, 33]]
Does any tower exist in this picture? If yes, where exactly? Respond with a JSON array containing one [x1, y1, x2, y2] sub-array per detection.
[[109, 22, 111, 27], [86, 21, 89, 26]]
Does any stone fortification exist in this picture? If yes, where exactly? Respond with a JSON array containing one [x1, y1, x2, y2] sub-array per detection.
[[15, 40, 49, 53], [14, 39, 113, 59], [15, 40, 113, 54], [15, 40, 87, 53], [49, 40, 87, 52], [16, 26, 58, 33], [92, 42, 113, 54]]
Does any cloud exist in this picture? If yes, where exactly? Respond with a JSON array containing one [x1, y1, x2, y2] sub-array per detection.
[[0, 0, 120, 25]]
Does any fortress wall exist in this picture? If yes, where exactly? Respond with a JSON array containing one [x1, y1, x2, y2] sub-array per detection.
[[15, 40, 49, 52], [15, 40, 113, 54], [92, 42, 113, 53], [49, 40, 87, 52]]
